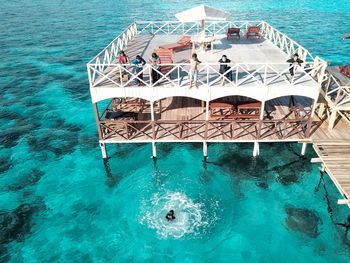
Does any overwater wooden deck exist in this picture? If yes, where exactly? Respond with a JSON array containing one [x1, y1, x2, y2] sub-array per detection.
[[313, 141, 350, 207]]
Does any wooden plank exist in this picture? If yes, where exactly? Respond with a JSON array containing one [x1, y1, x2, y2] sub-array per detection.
[[311, 158, 322, 163], [338, 199, 350, 205]]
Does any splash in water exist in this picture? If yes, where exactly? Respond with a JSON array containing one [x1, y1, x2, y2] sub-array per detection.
[[140, 191, 217, 239]]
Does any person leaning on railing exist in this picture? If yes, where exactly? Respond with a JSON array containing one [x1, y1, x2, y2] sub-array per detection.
[[118, 50, 130, 76], [149, 53, 161, 85], [132, 55, 146, 86], [218, 55, 233, 86], [287, 53, 303, 83]]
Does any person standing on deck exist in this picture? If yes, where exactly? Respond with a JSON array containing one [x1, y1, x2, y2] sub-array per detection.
[[118, 50, 130, 66], [218, 55, 232, 86], [132, 55, 146, 86], [187, 53, 201, 89], [287, 53, 303, 83], [118, 50, 130, 75], [149, 53, 161, 85]]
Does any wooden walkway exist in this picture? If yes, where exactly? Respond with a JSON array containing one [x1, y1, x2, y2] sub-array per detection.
[[312, 140, 350, 207]]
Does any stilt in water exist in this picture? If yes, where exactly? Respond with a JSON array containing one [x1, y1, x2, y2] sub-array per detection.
[[203, 141, 208, 161], [301, 142, 307, 156], [152, 142, 157, 159], [253, 142, 259, 157], [100, 143, 108, 159]]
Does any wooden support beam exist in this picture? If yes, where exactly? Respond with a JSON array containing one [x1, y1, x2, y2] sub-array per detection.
[[337, 199, 350, 205], [310, 158, 322, 163], [328, 110, 337, 130], [93, 103, 103, 140]]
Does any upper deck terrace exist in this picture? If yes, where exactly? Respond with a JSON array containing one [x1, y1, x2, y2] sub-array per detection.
[[87, 21, 328, 144], [87, 21, 327, 104]]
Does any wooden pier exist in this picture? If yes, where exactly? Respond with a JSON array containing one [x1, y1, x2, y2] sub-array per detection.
[[86, 19, 350, 207]]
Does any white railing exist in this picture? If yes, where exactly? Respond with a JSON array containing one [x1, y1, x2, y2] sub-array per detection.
[[87, 22, 138, 87], [135, 20, 263, 36], [87, 20, 328, 99], [89, 62, 323, 89]]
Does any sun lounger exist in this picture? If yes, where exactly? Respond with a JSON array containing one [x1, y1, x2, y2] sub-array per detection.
[[340, 63, 350, 77], [226, 28, 240, 40], [245, 26, 261, 39], [154, 48, 174, 79], [159, 35, 192, 53]]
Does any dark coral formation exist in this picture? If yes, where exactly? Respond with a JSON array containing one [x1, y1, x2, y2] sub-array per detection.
[[284, 205, 322, 238]]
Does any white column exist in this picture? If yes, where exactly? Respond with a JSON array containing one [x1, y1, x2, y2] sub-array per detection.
[[205, 100, 209, 120], [253, 142, 259, 157], [100, 143, 107, 159], [203, 141, 208, 160], [150, 101, 155, 121], [152, 142, 157, 159], [301, 142, 307, 156]]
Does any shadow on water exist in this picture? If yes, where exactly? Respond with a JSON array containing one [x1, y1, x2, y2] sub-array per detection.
[[206, 146, 270, 191], [284, 204, 322, 238], [103, 158, 123, 188], [3, 169, 45, 192]]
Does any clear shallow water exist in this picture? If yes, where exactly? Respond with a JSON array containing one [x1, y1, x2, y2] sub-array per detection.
[[0, 0, 350, 262]]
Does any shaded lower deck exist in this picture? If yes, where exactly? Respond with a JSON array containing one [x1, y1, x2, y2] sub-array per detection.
[[99, 95, 316, 143]]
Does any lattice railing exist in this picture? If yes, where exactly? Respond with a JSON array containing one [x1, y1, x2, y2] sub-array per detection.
[[135, 20, 263, 36], [87, 22, 138, 86], [89, 62, 323, 91], [99, 118, 315, 141]]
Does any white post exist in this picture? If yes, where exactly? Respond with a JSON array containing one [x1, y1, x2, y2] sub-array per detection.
[[152, 142, 157, 159], [301, 142, 307, 156], [203, 141, 208, 160], [253, 142, 259, 157], [150, 101, 155, 121], [206, 100, 209, 120], [100, 143, 107, 159]]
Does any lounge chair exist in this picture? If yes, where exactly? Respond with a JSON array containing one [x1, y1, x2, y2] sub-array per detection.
[[226, 28, 240, 40], [159, 35, 192, 53], [245, 26, 261, 39], [154, 48, 173, 79], [340, 63, 350, 77]]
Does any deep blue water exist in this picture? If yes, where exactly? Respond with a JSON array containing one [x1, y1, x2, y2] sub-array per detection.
[[1, 0, 350, 262]]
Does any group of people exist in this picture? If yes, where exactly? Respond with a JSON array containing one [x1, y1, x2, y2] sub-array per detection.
[[118, 51, 161, 86], [118, 50, 303, 88]]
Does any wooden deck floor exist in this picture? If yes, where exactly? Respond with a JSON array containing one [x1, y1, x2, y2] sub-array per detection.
[[94, 34, 318, 92], [313, 141, 350, 207]]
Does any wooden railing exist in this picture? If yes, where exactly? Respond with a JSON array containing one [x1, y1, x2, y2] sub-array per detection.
[[99, 118, 313, 141]]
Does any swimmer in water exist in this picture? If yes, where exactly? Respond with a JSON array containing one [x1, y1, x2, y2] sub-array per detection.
[[166, 210, 175, 221], [337, 214, 350, 234]]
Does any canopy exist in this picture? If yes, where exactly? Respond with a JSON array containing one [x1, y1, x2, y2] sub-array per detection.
[[175, 5, 231, 22]]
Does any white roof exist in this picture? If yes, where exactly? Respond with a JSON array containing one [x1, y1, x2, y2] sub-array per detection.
[[175, 5, 231, 22]]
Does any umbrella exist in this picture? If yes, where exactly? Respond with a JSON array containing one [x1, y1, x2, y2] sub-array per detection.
[[175, 5, 231, 37]]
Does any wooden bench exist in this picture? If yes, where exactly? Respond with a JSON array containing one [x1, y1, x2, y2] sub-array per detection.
[[245, 26, 261, 39], [226, 28, 240, 40], [210, 102, 234, 119], [236, 102, 261, 119]]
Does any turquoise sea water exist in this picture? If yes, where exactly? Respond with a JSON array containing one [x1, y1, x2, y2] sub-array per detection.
[[1, 0, 350, 262]]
